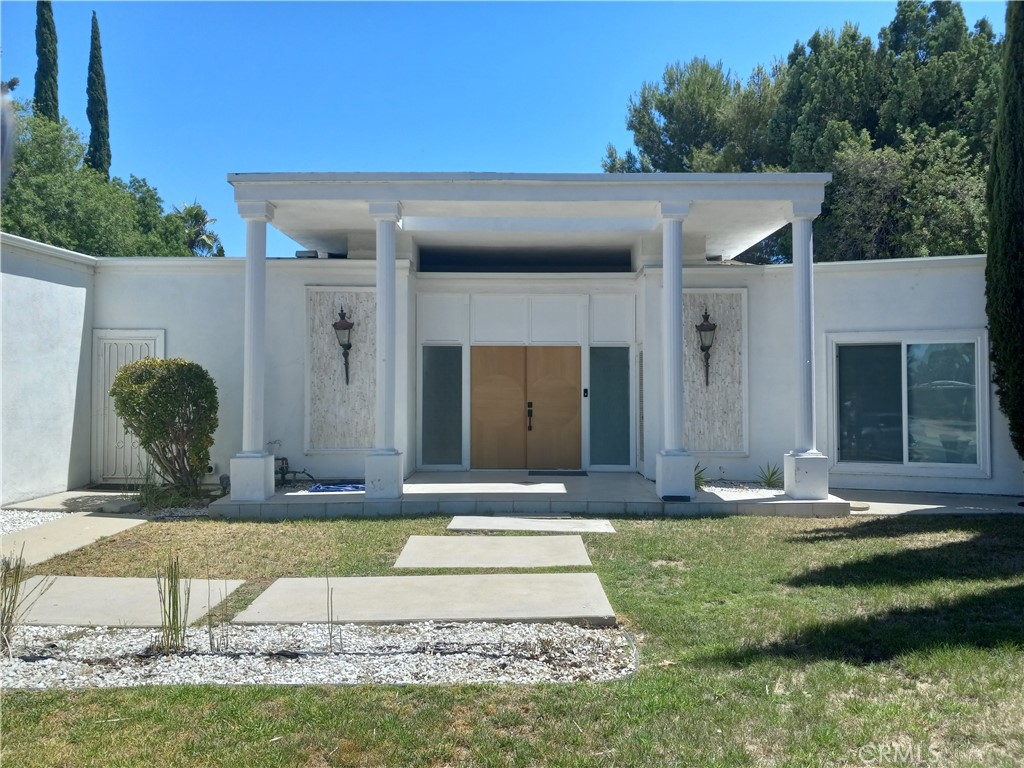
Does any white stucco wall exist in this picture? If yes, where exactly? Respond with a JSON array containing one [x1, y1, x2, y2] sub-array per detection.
[[1, 235, 96, 505], [812, 256, 1020, 495], [93, 257, 409, 484], [92, 257, 245, 483], [3, 232, 1019, 500], [639, 255, 1022, 496]]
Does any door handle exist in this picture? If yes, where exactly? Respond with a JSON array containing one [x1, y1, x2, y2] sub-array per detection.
[[527, 401, 533, 431]]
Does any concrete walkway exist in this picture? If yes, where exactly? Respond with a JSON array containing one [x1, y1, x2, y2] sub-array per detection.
[[838, 489, 1024, 516], [2, 511, 149, 566], [3, 490, 141, 514]]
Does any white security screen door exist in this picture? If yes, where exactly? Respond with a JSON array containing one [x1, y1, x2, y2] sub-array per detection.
[[92, 330, 165, 485]]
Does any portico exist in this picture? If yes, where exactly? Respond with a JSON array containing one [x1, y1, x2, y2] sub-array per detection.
[[226, 173, 832, 503]]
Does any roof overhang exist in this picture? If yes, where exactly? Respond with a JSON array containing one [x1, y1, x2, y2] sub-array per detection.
[[227, 172, 831, 260]]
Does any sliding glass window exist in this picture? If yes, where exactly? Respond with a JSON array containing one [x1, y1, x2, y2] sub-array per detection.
[[836, 340, 979, 467]]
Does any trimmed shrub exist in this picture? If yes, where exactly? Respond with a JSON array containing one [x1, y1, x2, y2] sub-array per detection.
[[110, 358, 219, 491]]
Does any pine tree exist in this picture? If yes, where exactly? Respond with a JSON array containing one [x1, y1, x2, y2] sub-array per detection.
[[85, 11, 111, 179], [985, 0, 1024, 460], [33, 1, 59, 122]]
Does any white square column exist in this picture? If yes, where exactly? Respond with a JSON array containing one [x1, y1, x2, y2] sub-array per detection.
[[656, 202, 697, 501], [784, 204, 829, 500], [230, 201, 276, 501], [365, 202, 404, 499]]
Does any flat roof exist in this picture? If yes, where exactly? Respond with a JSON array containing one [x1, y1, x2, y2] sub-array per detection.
[[227, 172, 832, 260]]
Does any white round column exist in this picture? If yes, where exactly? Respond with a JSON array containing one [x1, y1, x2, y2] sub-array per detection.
[[784, 203, 829, 500], [365, 201, 404, 499], [655, 201, 696, 501], [230, 201, 277, 501]]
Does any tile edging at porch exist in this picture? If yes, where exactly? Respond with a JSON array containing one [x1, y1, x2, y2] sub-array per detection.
[[208, 495, 850, 521]]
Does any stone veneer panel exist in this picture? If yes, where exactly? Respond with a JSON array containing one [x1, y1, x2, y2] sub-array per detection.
[[683, 291, 745, 453], [307, 288, 376, 449]]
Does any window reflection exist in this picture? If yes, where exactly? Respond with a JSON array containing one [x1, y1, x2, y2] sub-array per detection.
[[837, 342, 978, 466], [907, 343, 977, 464]]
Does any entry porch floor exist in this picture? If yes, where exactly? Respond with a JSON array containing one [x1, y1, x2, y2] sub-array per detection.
[[209, 471, 850, 520]]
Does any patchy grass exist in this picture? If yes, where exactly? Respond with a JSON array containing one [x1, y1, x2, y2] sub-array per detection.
[[4, 514, 1023, 767]]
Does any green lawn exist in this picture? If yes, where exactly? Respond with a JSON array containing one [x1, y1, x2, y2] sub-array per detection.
[[3, 514, 1022, 767]]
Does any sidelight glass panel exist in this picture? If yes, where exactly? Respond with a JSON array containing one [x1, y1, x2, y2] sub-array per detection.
[[907, 343, 977, 463], [590, 347, 630, 465], [422, 346, 462, 465], [837, 344, 903, 463]]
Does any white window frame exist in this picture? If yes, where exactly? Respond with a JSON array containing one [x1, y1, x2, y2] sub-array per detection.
[[826, 329, 991, 479]]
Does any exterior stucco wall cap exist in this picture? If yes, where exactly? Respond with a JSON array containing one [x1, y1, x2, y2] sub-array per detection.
[[1, 232, 98, 270], [228, 171, 832, 185], [811, 254, 986, 273]]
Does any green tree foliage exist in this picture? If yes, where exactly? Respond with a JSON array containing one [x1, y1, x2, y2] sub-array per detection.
[[603, 57, 786, 174], [783, 24, 881, 171], [172, 202, 225, 257], [0, 104, 190, 257], [985, 1, 1024, 460], [33, 1, 59, 122], [85, 11, 111, 180], [606, 0, 1001, 263], [821, 127, 986, 260], [110, 358, 219, 491]]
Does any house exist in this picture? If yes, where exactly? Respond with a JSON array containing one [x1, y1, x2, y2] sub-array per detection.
[[2, 172, 1020, 508]]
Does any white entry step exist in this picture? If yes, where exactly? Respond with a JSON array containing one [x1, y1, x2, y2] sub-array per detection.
[[447, 516, 616, 534], [395, 535, 591, 568]]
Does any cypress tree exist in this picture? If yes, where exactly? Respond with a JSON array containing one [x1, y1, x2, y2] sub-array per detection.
[[985, 0, 1024, 460], [85, 11, 111, 179], [33, 1, 59, 122]]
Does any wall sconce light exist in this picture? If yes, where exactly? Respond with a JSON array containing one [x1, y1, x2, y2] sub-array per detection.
[[695, 308, 717, 386], [332, 306, 355, 385]]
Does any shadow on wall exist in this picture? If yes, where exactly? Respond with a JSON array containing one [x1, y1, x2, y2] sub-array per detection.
[[67, 288, 94, 493], [707, 516, 1024, 664]]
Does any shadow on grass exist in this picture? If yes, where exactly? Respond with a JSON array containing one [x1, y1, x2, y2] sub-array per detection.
[[787, 516, 1024, 588], [790, 538, 1024, 587], [791, 514, 1023, 543], [710, 516, 1024, 664], [712, 582, 1024, 664]]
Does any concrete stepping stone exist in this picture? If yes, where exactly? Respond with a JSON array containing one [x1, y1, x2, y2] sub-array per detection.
[[448, 516, 616, 534], [18, 576, 244, 627], [233, 573, 616, 627], [395, 535, 591, 569]]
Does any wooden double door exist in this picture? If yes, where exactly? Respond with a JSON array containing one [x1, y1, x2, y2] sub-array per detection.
[[470, 346, 581, 469]]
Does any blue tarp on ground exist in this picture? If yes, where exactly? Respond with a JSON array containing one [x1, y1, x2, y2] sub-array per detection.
[[307, 483, 365, 493]]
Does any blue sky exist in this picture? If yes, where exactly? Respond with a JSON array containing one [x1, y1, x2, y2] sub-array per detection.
[[0, 1, 1007, 257]]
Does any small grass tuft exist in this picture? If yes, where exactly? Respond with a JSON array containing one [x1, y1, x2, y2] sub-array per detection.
[[1, 546, 54, 655], [153, 554, 191, 653]]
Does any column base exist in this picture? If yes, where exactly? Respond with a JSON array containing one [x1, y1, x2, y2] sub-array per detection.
[[656, 451, 696, 501], [784, 451, 830, 500], [365, 451, 404, 499], [229, 453, 275, 501]]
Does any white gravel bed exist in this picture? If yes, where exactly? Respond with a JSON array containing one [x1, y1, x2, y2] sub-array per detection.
[[2, 621, 636, 689], [0, 510, 71, 537], [701, 481, 783, 497]]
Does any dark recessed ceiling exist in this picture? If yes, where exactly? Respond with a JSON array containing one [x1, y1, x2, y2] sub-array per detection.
[[418, 247, 632, 273]]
